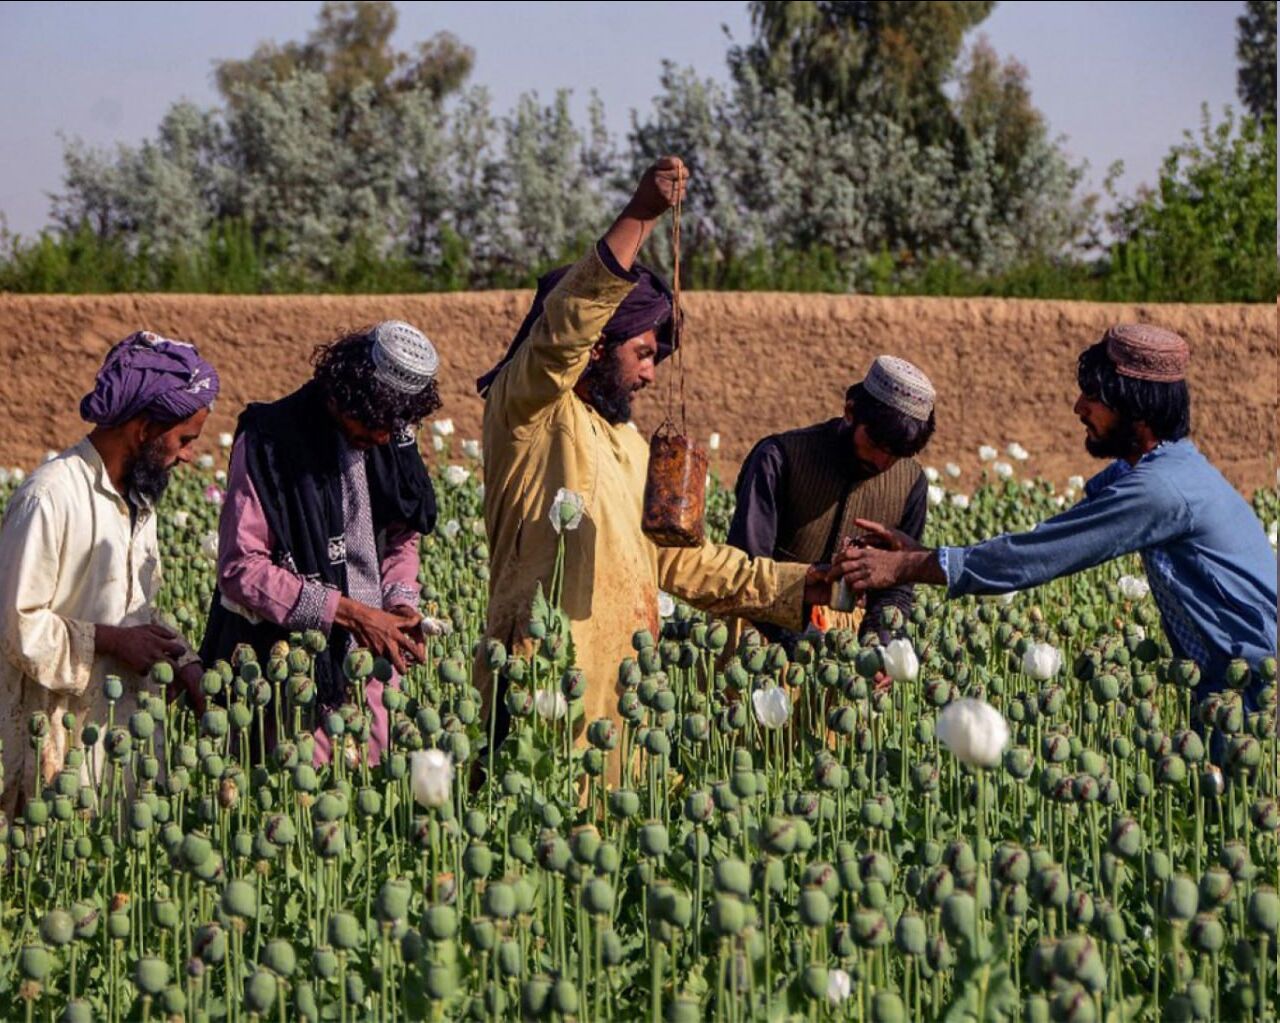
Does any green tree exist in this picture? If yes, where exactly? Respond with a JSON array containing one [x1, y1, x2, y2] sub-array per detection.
[[1236, 0, 1276, 123], [1104, 107, 1276, 302], [213, 1, 473, 110], [730, 1, 994, 143]]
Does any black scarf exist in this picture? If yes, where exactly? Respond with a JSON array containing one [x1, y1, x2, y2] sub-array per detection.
[[200, 382, 437, 705]]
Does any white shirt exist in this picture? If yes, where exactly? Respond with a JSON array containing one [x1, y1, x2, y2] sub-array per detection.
[[0, 437, 192, 813]]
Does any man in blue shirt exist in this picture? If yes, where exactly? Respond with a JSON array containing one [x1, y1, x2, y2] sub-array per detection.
[[837, 324, 1277, 696]]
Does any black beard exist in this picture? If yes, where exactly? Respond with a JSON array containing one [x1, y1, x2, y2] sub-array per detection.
[[579, 346, 634, 425], [1084, 417, 1142, 460], [126, 436, 174, 504]]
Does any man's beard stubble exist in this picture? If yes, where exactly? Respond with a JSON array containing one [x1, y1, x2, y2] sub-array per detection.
[[580, 345, 635, 426], [1084, 417, 1143, 461], [126, 435, 174, 505]]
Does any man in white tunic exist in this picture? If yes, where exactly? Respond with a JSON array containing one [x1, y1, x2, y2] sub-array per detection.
[[0, 331, 218, 814]]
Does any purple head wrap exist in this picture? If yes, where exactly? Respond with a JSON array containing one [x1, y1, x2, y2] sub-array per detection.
[[80, 331, 220, 427], [476, 250, 678, 396]]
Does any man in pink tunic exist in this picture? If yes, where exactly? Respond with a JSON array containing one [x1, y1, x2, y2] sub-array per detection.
[[200, 322, 441, 765]]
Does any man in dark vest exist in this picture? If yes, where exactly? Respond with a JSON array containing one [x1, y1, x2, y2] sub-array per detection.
[[727, 355, 936, 645], [200, 321, 441, 767]]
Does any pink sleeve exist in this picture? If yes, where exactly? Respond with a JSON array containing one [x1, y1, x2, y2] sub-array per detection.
[[218, 436, 341, 631], [380, 524, 421, 609]]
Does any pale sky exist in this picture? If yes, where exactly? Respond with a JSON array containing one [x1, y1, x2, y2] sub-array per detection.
[[0, 1, 1244, 238]]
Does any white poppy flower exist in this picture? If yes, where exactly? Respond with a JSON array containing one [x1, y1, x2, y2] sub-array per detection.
[[470, 518, 485, 536], [950, 494, 970, 510], [441, 519, 461, 541], [432, 435, 445, 452], [0, 468, 10, 486], [658, 590, 676, 619], [549, 487, 585, 533], [203, 485, 224, 506], [443, 465, 470, 487], [196, 454, 215, 470], [11, 468, 24, 483], [1054, 496, 1067, 507], [944, 463, 962, 479], [1022, 642, 1063, 680], [535, 689, 568, 721], [882, 638, 919, 682], [410, 749, 454, 808], [461, 439, 482, 461], [1068, 475, 1085, 490], [431, 418, 455, 438], [827, 968, 852, 1004], [923, 465, 940, 483], [172, 511, 190, 530], [1118, 575, 1150, 601], [978, 445, 997, 462], [200, 531, 219, 560], [752, 687, 791, 729], [218, 432, 233, 449], [214, 470, 227, 485], [937, 698, 1010, 768], [1006, 442, 1029, 461], [708, 432, 721, 452], [927, 485, 945, 506], [993, 461, 1014, 480]]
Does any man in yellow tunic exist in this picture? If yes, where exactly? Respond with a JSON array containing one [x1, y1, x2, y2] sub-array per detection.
[[476, 157, 828, 766]]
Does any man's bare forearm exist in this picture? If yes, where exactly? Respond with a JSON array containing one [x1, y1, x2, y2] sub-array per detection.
[[602, 204, 658, 272], [901, 551, 947, 586]]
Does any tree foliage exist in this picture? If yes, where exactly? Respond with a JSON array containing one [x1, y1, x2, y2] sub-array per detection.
[[1236, 0, 1276, 123]]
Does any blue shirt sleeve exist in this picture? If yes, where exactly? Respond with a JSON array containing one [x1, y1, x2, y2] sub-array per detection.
[[943, 463, 1193, 597]]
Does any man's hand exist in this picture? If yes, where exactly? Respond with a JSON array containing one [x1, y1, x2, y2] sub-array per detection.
[[171, 661, 207, 715], [852, 518, 925, 553], [833, 547, 945, 592], [605, 156, 689, 271], [626, 156, 689, 220], [336, 598, 426, 675], [803, 563, 833, 608], [388, 604, 423, 630], [97, 623, 187, 675]]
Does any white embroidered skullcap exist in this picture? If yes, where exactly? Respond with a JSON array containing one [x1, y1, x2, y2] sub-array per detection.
[[862, 355, 935, 421], [370, 321, 439, 394]]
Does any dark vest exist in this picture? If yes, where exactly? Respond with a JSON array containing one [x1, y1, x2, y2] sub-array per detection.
[[773, 420, 921, 564]]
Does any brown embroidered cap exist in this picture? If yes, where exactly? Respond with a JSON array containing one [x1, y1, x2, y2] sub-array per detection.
[[1104, 324, 1190, 382]]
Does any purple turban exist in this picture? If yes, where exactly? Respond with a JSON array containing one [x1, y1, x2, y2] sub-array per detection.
[[476, 249, 678, 396], [80, 331, 220, 427]]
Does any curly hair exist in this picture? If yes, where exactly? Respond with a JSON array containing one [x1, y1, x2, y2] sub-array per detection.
[[844, 382, 936, 457], [311, 329, 442, 433], [1077, 340, 1190, 442]]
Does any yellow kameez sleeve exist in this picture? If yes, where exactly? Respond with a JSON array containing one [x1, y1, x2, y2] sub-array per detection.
[[657, 543, 809, 632], [0, 490, 96, 696], [490, 245, 638, 431]]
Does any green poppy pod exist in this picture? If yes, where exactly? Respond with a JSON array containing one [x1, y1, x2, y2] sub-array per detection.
[[870, 991, 905, 1023], [418, 904, 456, 942], [1108, 818, 1143, 860], [343, 649, 374, 681], [191, 923, 225, 965], [1162, 874, 1198, 921], [221, 879, 257, 919], [102, 674, 125, 701], [1227, 735, 1262, 774], [243, 969, 277, 1015], [1067, 889, 1095, 928], [227, 702, 253, 731], [327, 911, 361, 951], [799, 964, 828, 1001], [1187, 912, 1226, 954], [311, 945, 338, 979], [844, 904, 888, 949], [1247, 887, 1280, 934], [608, 788, 641, 820], [60, 999, 94, 1023], [636, 819, 669, 858], [894, 912, 927, 956], [38, 909, 73, 947], [135, 956, 170, 996], [709, 894, 746, 936], [17, 943, 54, 982], [796, 886, 830, 928], [150, 899, 180, 931], [1032, 865, 1069, 908]]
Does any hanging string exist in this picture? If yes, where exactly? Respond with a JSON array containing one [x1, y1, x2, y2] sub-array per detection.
[[669, 178, 687, 433]]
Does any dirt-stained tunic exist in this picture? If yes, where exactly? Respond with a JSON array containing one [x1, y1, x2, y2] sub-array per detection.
[[478, 246, 809, 770]]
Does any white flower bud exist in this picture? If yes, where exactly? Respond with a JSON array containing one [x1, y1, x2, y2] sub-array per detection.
[[410, 749, 453, 807], [752, 686, 791, 729], [937, 698, 1009, 768], [1022, 642, 1063, 680]]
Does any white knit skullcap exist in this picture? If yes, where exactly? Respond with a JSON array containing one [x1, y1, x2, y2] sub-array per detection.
[[370, 321, 438, 394], [862, 355, 935, 421]]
